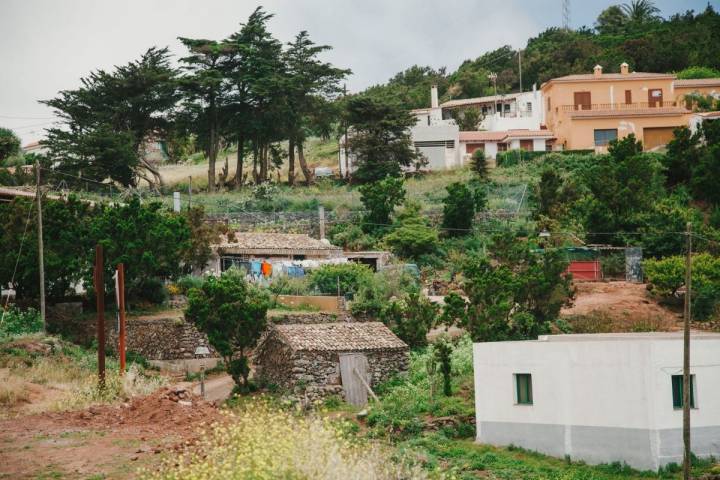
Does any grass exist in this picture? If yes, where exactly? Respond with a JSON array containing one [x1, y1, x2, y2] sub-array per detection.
[[0, 334, 167, 415]]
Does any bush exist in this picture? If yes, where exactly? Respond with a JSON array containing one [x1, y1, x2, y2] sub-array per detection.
[[0, 307, 42, 337], [309, 263, 373, 296], [359, 177, 406, 233], [176, 274, 205, 294], [379, 292, 438, 347], [441, 182, 476, 236], [351, 268, 419, 318], [137, 278, 167, 305], [676, 66, 720, 79], [384, 203, 439, 260]]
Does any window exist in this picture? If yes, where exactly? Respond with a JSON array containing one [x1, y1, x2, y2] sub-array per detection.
[[625, 90, 632, 104], [526, 102, 532, 113], [672, 375, 696, 409], [594, 129, 618, 146], [515, 373, 533, 405], [504, 103, 511, 112]]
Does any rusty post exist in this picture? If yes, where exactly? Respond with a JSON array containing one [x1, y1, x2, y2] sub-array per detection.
[[95, 245, 105, 390], [117, 263, 126, 375]]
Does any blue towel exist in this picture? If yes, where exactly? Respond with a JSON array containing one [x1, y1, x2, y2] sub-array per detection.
[[250, 261, 262, 275]]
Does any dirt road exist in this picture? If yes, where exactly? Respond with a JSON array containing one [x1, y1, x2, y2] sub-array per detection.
[[0, 386, 221, 479]]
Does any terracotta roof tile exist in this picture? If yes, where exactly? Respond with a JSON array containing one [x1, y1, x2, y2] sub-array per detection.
[[459, 131, 508, 142], [217, 232, 341, 253], [274, 322, 408, 352], [504, 129, 555, 139], [543, 72, 674, 88], [675, 78, 720, 88]]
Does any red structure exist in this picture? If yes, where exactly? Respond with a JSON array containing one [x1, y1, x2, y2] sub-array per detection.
[[566, 260, 602, 281]]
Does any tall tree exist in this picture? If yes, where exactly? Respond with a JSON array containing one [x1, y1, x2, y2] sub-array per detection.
[[621, 0, 661, 25], [42, 47, 180, 188], [345, 94, 418, 183], [0, 127, 21, 163], [178, 38, 231, 192], [283, 31, 349, 185]]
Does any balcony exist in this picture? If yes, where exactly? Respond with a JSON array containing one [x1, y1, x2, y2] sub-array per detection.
[[560, 101, 688, 118]]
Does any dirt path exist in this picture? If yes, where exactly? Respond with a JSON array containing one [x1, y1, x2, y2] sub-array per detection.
[[192, 374, 235, 403], [562, 281, 681, 331], [0, 386, 221, 479]]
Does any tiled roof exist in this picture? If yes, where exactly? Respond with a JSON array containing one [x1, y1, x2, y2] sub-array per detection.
[[459, 129, 555, 143], [441, 93, 521, 109], [274, 322, 408, 352], [675, 78, 720, 88], [217, 232, 341, 254], [569, 107, 687, 118], [543, 72, 674, 87], [459, 131, 508, 142], [504, 129, 555, 139]]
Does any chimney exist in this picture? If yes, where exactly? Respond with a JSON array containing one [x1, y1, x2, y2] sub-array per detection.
[[431, 84, 439, 109], [620, 62, 629, 75], [593, 65, 603, 78]]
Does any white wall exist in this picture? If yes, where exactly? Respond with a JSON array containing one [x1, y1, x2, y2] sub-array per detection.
[[532, 138, 546, 152], [473, 333, 720, 470]]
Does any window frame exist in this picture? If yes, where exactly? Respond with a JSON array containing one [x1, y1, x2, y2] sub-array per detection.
[[594, 128, 618, 146], [514, 373, 533, 405], [671, 374, 697, 410]]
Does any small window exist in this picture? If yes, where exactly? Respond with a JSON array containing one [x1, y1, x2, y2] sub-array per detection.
[[672, 375, 696, 409], [526, 102, 532, 113], [515, 373, 533, 405], [504, 103, 511, 112], [594, 129, 618, 146]]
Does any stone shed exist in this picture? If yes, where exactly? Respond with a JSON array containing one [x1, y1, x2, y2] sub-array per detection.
[[254, 322, 409, 405]]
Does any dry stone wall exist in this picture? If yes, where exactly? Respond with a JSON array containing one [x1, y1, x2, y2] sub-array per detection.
[[105, 317, 216, 360]]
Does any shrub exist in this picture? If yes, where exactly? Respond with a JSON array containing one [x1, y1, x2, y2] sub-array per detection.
[[309, 263, 373, 296], [185, 269, 271, 390], [176, 274, 205, 294], [351, 268, 419, 318], [441, 182, 475, 236], [676, 66, 720, 79], [143, 399, 430, 479], [0, 307, 42, 337], [470, 150, 488, 178], [358, 177, 406, 233], [380, 292, 438, 347], [384, 203, 439, 260]]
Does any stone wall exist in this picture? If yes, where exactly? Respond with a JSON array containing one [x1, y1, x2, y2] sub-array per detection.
[[254, 333, 409, 402], [270, 311, 354, 325], [106, 317, 217, 361]]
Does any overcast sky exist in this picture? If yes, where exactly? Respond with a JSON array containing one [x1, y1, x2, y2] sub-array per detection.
[[1, 0, 715, 143]]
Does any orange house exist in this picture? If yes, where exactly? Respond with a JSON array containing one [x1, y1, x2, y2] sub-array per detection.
[[673, 78, 720, 108], [541, 63, 690, 151]]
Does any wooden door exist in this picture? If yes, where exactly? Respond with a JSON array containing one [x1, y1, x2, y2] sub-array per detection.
[[573, 91, 591, 110], [520, 139, 533, 151], [648, 89, 663, 107], [339, 353, 369, 407], [625, 90, 632, 104], [643, 127, 677, 150]]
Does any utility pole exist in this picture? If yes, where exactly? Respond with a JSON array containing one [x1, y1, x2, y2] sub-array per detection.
[[343, 83, 350, 181], [318, 206, 325, 240], [117, 263, 126, 375], [683, 221, 692, 480], [35, 160, 46, 331], [95, 245, 106, 390], [518, 50, 523, 93], [188, 176, 192, 209], [488, 72, 498, 114]]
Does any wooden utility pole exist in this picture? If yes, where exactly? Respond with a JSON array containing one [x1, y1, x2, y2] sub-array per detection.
[[117, 263, 126, 375], [188, 176, 192, 209], [683, 221, 692, 480], [518, 50, 523, 93], [35, 161, 46, 331], [95, 245, 106, 390], [319, 206, 325, 240]]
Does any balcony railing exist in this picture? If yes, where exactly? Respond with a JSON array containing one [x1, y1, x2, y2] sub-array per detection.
[[561, 101, 681, 112]]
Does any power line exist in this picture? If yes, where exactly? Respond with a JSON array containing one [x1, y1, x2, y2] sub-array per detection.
[[0, 114, 56, 120]]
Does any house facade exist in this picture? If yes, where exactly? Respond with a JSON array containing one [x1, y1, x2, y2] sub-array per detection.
[[674, 78, 720, 107], [541, 63, 691, 151], [473, 332, 720, 471]]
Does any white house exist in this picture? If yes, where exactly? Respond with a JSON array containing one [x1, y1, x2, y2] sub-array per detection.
[[473, 332, 720, 471]]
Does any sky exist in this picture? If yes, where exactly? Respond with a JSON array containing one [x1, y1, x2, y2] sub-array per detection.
[[1, 0, 716, 144]]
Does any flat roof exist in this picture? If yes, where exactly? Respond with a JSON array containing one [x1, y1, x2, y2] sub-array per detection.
[[538, 332, 720, 342]]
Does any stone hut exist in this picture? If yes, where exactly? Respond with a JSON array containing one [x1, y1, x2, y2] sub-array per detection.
[[254, 322, 409, 403]]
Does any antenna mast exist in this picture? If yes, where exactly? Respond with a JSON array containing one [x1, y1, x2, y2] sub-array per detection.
[[562, 0, 570, 29]]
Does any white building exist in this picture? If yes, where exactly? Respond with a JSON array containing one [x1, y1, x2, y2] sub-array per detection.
[[473, 332, 720, 471]]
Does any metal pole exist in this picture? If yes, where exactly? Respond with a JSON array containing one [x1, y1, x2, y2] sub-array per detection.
[[200, 364, 206, 399], [117, 263, 126, 375], [683, 222, 692, 480], [35, 161, 46, 331], [95, 245, 106, 390]]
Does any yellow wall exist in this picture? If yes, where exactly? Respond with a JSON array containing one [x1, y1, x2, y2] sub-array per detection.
[[674, 84, 720, 105], [542, 76, 688, 150]]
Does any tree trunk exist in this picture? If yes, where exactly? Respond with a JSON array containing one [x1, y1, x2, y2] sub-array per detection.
[[234, 134, 245, 189], [297, 139, 313, 186], [288, 137, 296, 186], [252, 142, 259, 185], [259, 144, 267, 183], [207, 99, 217, 193]]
